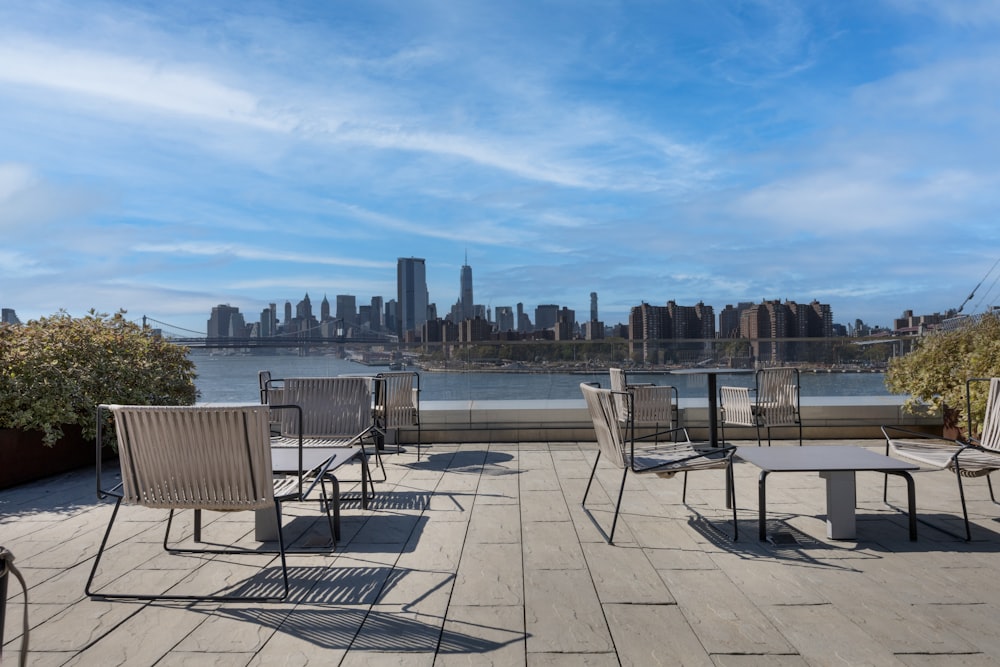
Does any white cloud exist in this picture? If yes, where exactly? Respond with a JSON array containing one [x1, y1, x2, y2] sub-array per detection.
[[0, 38, 293, 131], [133, 241, 394, 270]]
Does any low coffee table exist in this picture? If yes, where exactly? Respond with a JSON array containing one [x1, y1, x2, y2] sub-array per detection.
[[736, 445, 918, 541]]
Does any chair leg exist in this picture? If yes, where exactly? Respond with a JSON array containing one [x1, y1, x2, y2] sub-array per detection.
[[582, 450, 602, 506], [608, 468, 629, 545], [728, 463, 738, 541], [85, 496, 123, 597], [88, 499, 290, 602], [682, 471, 689, 502], [988, 472, 997, 503], [955, 465, 972, 541], [320, 476, 340, 545]]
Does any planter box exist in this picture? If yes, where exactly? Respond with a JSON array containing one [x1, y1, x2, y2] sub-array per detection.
[[0, 425, 111, 489]]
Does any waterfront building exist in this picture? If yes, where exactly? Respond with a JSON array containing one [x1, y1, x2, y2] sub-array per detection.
[[894, 309, 953, 334], [740, 299, 833, 364], [460, 316, 492, 342], [719, 302, 754, 338], [583, 320, 605, 340], [628, 301, 714, 364], [397, 257, 429, 339]]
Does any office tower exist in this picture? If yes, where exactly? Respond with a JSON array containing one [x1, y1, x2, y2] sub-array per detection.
[[590, 292, 598, 323], [207, 304, 246, 338], [296, 294, 313, 321], [284, 301, 292, 326], [371, 296, 384, 330], [321, 295, 331, 322], [336, 295, 357, 326], [1, 308, 20, 325], [397, 257, 429, 337], [495, 306, 514, 332], [385, 299, 397, 334], [460, 256, 474, 321], [535, 304, 560, 331]]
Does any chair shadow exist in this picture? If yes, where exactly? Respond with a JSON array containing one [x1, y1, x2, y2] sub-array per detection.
[[203, 565, 526, 653], [407, 450, 518, 476]]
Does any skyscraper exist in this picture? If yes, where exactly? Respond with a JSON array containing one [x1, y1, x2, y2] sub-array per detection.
[[460, 255, 474, 321], [590, 292, 598, 323], [397, 257, 429, 337]]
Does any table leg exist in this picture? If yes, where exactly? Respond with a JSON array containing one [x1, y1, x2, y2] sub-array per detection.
[[888, 470, 918, 541], [255, 506, 280, 542], [819, 470, 856, 540], [707, 374, 719, 447], [758, 470, 769, 540]]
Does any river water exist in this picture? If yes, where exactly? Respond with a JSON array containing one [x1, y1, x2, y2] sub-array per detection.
[[190, 350, 892, 403]]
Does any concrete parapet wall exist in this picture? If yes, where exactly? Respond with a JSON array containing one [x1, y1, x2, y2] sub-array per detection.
[[395, 396, 943, 444]]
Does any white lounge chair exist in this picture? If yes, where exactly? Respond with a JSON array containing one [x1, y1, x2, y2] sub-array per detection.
[[608, 367, 679, 441], [580, 382, 737, 544], [374, 371, 422, 459], [882, 377, 1000, 540], [720, 367, 802, 446], [265, 375, 382, 488], [87, 404, 336, 602]]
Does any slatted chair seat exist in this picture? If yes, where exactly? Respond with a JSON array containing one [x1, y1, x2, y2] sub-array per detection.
[[580, 382, 736, 544], [883, 377, 1000, 540]]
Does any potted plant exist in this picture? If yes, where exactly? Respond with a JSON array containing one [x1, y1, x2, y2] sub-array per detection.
[[0, 310, 197, 487], [885, 312, 1000, 439]]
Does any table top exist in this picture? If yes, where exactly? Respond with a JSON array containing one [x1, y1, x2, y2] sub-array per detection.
[[668, 368, 754, 376], [736, 445, 918, 472]]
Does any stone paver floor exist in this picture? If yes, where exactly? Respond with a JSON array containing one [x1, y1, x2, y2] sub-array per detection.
[[4, 440, 1000, 665]]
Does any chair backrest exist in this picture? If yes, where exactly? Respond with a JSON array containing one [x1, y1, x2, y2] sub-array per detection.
[[978, 378, 1000, 451], [377, 371, 419, 428], [581, 382, 628, 469], [608, 368, 629, 416], [720, 385, 755, 427], [278, 376, 373, 438], [755, 368, 800, 426], [109, 405, 274, 511], [630, 385, 677, 426]]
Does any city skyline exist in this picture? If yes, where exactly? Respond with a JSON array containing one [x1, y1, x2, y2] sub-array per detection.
[[3, 3, 1000, 333]]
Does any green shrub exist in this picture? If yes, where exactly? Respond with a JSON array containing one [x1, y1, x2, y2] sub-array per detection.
[[885, 313, 1000, 435], [0, 310, 197, 445]]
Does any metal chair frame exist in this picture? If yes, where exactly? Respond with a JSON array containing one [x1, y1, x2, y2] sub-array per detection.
[[580, 383, 737, 545], [87, 404, 338, 602], [882, 377, 1000, 540]]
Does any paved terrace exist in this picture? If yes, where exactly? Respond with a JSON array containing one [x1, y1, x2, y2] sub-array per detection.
[[4, 439, 1000, 666]]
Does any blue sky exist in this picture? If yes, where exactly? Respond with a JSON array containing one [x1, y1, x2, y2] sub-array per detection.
[[2, 1, 999, 334]]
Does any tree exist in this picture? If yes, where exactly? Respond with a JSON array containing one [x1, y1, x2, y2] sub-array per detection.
[[885, 313, 1000, 435], [0, 310, 197, 445]]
